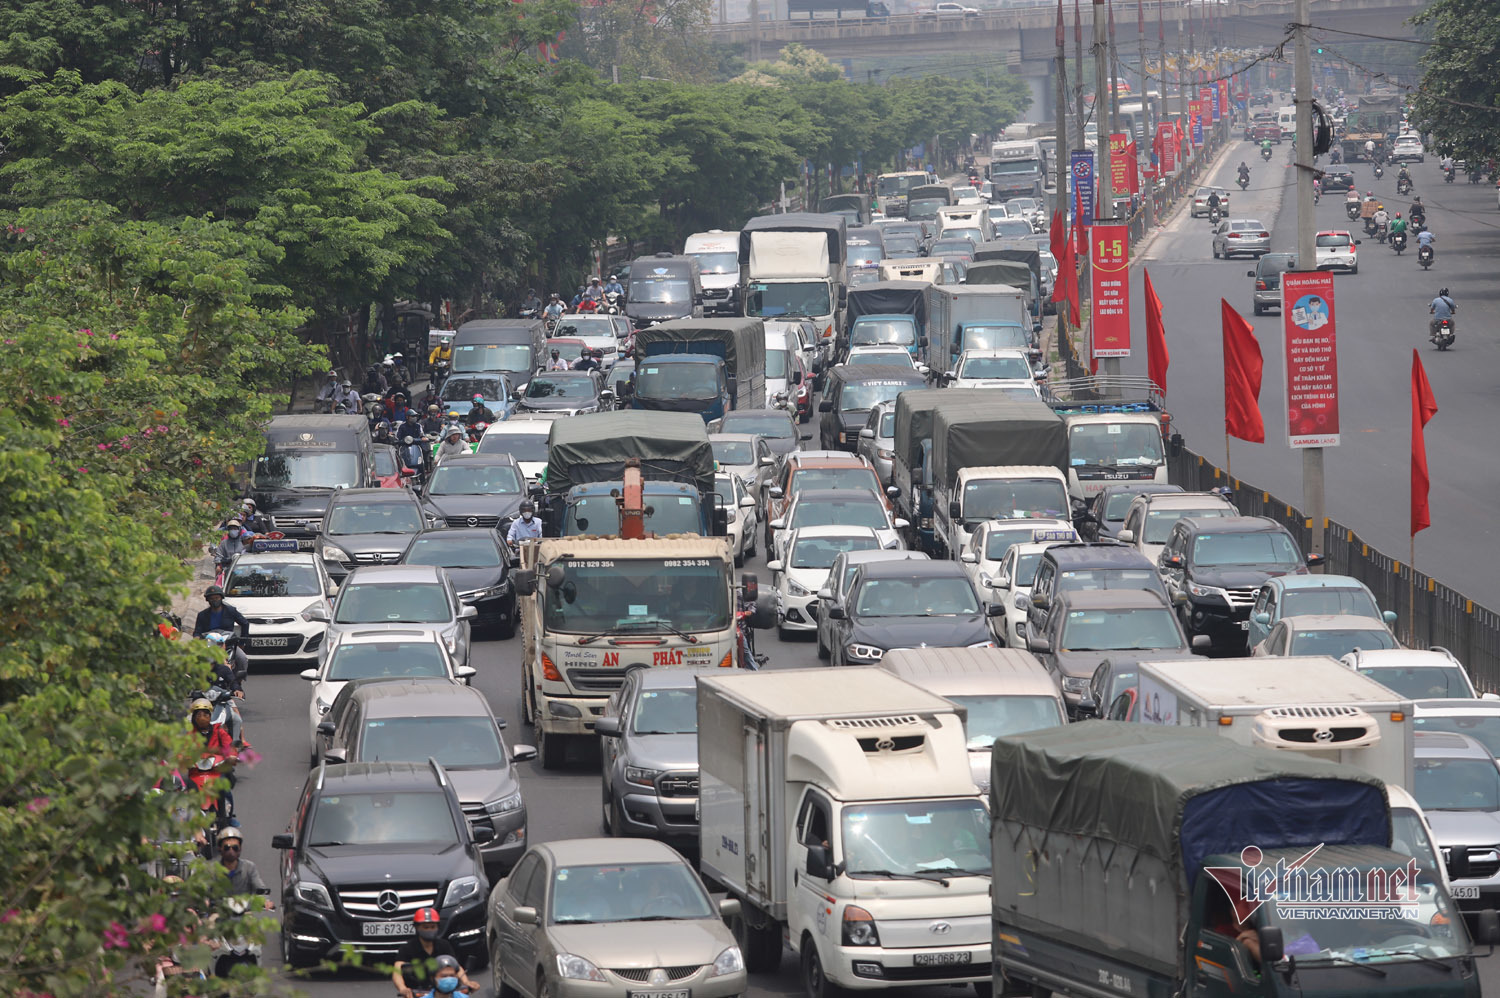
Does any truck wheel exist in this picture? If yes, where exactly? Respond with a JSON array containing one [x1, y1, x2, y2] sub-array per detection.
[[537, 727, 568, 770], [801, 941, 842, 998], [521, 685, 534, 726], [732, 907, 783, 973]]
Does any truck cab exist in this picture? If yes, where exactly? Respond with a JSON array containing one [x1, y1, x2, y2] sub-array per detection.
[[1045, 376, 1175, 501], [559, 481, 716, 537], [936, 465, 1070, 561], [629, 353, 730, 424]]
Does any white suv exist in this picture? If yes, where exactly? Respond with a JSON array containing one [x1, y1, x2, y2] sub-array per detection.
[[1391, 134, 1425, 163], [1314, 230, 1359, 274], [1343, 647, 1499, 701]]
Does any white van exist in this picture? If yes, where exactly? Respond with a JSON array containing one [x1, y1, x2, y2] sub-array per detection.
[[763, 324, 801, 407], [682, 229, 740, 315], [1278, 105, 1296, 138]]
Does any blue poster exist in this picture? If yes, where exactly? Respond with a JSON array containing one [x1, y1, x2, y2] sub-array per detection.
[[1210, 89, 1220, 122], [1191, 115, 1204, 145], [1070, 150, 1096, 227]]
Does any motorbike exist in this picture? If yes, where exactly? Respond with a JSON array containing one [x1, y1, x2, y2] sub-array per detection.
[[602, 291, 623, 315], [1208, 205, 1222, 225], [1375, 224, 1387, 244], [1432, 316, 1456, 351], [1372, 162, 1384, 180], [1391, 230, 1407, 255], [1345, 200, 1362, 221], [1418, 244, 1434, 269], [518, 305, 540, 321], [1396, 177, 1412, 195], [398, 434, 428, 485], [466, 420, 490, 444], [1261, 146, 1273, 161], [203, 627, 249, 687], [544, 315, 560, 334], [1444, 166, 1455, 184], [208, 895, 268, 978], [1237, 173, 1250, 190]]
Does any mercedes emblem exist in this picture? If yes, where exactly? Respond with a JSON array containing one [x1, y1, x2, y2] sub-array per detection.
[[378, 889, 401, 913]]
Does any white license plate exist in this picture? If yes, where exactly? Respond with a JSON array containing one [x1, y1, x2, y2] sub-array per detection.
[[297, 539, 315, 551], [250, 637, 287, 648], [1239, 620, 1250, 630], [1453, 885, 1481, 899], [628, 991, 690, 998], [362, 921, 416, 937], [914, 951, 970, 967]]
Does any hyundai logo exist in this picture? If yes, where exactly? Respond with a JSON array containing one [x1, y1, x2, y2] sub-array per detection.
[[929, 921, 951, 935], [378, 890, 401, 913], [1313, 728, 1334, 742]]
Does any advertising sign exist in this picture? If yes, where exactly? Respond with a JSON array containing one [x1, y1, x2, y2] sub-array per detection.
[[1109, 132, 1130, 200], [1281, 271, 1341, 448], [1189, 102, 1205, 145], [1090, 224, 1131, 357], [1218, 80, 1231, 120], [1070, 150, 1096, 225], [1200, 86, 1217, 122], [1156, 122, 1177, 173]]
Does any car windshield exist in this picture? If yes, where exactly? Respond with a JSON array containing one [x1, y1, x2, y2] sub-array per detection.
[[254, 452, 360, 490], [542, 560, 730, 632], [840, 381, 917, 412], [688, 251, 738, 275], [884, 237, 920, 255], [991, 220, 1033, 236], [1288, 628, 1396, 656], [635, 362, 719, 400], [766, 349, 788, 379], [1389, 807, 1443, 874], [1002, 552, 1043, 586], [404, 535, 502, 569], [960, 355, 1032, 380], [547, 341, 585, 362], [791, 534, 881, 569], [850, 319, 916, 346], [848, 246, 883, 267], [1007, 198, 1037, 212], [525, 376, 594, 399], [843, 800, 991, 878], [745, 281, 832, 318], [1103, 492, 1146, 520], [361, 714, 503, 768], [943, 229, 983, 245], [325, 640, 448, 681], [962, 479, 1069, 522], [855, 576, 978, 616], [371, 447, 402, 478], [566, 493, 704, 537], [877, 411, 896, 437], [308, 790, 459, 847], [442, 376, 506, 405], [1144, 505, 1233, 542], [426, 465, 521, 495], [1069, 424, 1165, 468], [984, 527, 1069, 560], [477, 431, 548, 461], [226, 562, 321, 597], [632, 688, 698, 735], [1060, 607, 1183, 651], [948, 695, 1064, 749], [962, 325, 1029, 350], [713, 477, 739, 505], [721, 414, 795, 440], [1414, 715, 1500, 758], [791, 468, 880, 496], [877, 174, 924, 196], [1415, 756, 1500, 811], [325, 502, 423, 535], [1281, 587, 1381, 618], [907, 201, 941, 220], [712, 440, 754, 466], [791, 499, 887, 531], [452, 343, 532, 373], [550, 862, 713, 924], [629, 277, 692, 304], [848, 351, 912, 368], [553, 318, 616, 339], [1359, 666, 1472, 699], [1191, 531, 1302, 567], [334, 582, 450, 624]]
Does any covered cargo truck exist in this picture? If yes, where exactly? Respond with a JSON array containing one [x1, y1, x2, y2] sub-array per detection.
[[924, 285, 1035, 375], [739, 213, 847, 348], [630, 317, 767, 422], [991, 722, 1491, 998], [844, 280, 930, 363]]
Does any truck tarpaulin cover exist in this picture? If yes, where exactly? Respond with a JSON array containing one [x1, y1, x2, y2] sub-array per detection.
[[931, 399, 1067, 484], [988, 722, 1389, 978], [846, 282, 930, 327], [546, 411, 715, 494], [739, 213, 848, 265], [633, 317, 766, 375], [972, 241, 1042, 283], [893, 390, 1022, 474], [964, 260, 1032, 288], [909, 184, 953, 206]]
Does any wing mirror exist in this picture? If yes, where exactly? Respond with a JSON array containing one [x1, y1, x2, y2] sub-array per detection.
[[805, 843, 836, 881], [595, 716, 622, 737], [510, 745, 538, 763], [514, 906, 539, 925]]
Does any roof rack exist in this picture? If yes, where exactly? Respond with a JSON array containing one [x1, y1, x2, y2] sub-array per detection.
[[1042, 375, 1166, 413]]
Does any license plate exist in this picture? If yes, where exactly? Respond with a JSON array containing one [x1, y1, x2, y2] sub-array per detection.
[[362, 921, 416, 937], [250, 637, 288, 648], [1453, 885, 1481, 899], [627, 991, 690, 998], [914, 951, 970, 967], [297, 539, 315, 551], [1239, 620, 1250, 630]]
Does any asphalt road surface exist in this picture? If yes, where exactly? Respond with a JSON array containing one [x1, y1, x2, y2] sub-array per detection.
[[1125, 140, 1500, 609]]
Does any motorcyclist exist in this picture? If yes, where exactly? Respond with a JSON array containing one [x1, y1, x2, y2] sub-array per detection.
[[391, 353, 412, 386], [188, 697, 238, 824], [576, 294, 601, 314], [1397, 164, 1412, 186], [362, 364, 388, 396], [236, 498, 272, 536], [435, 425, 468, 463], [400, 410, 426, 448], [1388, 212, 1407, 238], [572, 347, 602, 373], [212, 521, 252, 576], [604, 274, 624, 297], [386, 391, 412, 425], [521, 288, 542, 314], [335, 379, 361, 411], [1206, 190, 1222, 215], [1364, 139, 1375, 159], [1417, 228, 1436, 249], [421, 404, 446, 437], [1410, 197, 1426, 226], [373, 419, 396, 446], [1364, 190, 1377, 202], [428, 339, 452, 368], [1441, 154, 1455, 174], [392, 910, 478, 998], [1237, 161, 1250, 182], [1330, 146, 1342, 164], [506, 500, 543, 547], [546, 348, 570, 372], [543, 294, 565, 321], [193, 585, 251, 639], [1371, 206, 1389, 238], [583, 276, 605, 301], [314, 371, 341, 409], [1429, 287, 1456, 339], [1260, 139, 1273, 157], [465, 394, 496, 427]]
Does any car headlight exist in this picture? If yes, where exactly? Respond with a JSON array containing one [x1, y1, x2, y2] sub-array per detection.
[[443, 875, 482, 907], [710, 946, 746, 978], [1187, 581, 1229, 600], [786, 578, 811, 598], [842, 905, 880, 946], [315, 698, 332, 716], [556, 953, 607, 982], [847, 643, 884, 661], [1062, 676, 1091, 694], [484, 791, 523, 815], [876, 448, 894, 460], [321, 543, 351, 562], [294, 881, 333, 911], [625, 766, 659, 787]]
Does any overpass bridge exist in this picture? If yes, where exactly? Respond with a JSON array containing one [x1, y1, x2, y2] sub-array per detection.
[[704, 0, 1424, 116]]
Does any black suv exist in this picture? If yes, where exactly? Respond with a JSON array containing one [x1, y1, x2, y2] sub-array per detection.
[[1158, 516, 1322, 652], [1021, 542, 1168, 654], [1249, 253, 1297, 316], [818, 364, 927, 451], [1320, 169, 1355, 194], [272, 760, 492, 969], [316, 487, 435, 584]]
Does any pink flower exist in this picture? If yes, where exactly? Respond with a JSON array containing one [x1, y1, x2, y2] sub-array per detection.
[[1, 909, 18, 924], [239, 746, 263, 767], [26, 796, 48, 812], [97, 443, 109, 451], [108, 333, 119, 341], [122, 441, 132, 450], [56, 418, 69, 427], [102, 922, 129, 949], [191, 458, 202, 466], [142, 913, 167, 933], [81, 329, 92, 336], [45, 396, 60, 403], [77, 467, 88, 474]]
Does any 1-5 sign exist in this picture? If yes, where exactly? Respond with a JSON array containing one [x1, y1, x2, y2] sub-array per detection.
[[1091, 223, 1131, 357], [1096, 236, 1125, 262]]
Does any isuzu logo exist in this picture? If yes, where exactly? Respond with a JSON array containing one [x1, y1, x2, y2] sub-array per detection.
[[378, 890, 401, 913]]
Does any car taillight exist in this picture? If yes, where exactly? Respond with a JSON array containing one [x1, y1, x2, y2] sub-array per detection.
[[1227, 233, 1239, 238], [1256, 280, 1268, 290], [1259, 232, 1270, 238]]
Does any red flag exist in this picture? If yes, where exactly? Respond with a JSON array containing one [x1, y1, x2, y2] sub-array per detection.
[[1411, 350, 1438, 536], [1125, 141, 1141, 193], [1062, 214, 1082, 327], [1048, 209, 1066, 264], [1221, 299, 1264, 443], [1144, 268, 1168, 394]]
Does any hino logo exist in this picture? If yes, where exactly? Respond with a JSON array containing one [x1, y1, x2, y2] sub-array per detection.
[[377, 890, 401, 913], [929, 921, 951, 935]]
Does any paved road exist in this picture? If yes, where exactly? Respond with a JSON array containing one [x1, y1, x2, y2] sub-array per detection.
[[1125, 140, 1500, 609]]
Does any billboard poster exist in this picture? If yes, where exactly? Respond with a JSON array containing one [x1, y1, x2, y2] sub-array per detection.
[[1090, 224, 1131, 357], [1218, 79, 1231, 120], [1109, 132, 1130, 200], [1157, 122, 1177, 173], [1189, 102, 1204, 145], [1200, 86, 1217, 122], [1281, 271, 1341, 448], [1070, 149, 1096, 224]]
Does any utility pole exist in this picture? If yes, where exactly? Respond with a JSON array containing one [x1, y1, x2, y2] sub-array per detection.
[[1294, 0, 1325, 562], [1107, 0, 1120, 149], [750, 0, 761, 62], [1073, 0, 1087, 154], [1093, 0, 1116, 386], [1137, 0, 1150, 144], [1055, 0, 1073, 361], [1177, 4, 1187, 125]]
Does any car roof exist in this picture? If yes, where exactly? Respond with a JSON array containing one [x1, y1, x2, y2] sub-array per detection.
[[1345, 648, 1462, 669], [709, 432, 763, 444], [1413, 731, 1491, 760], [959, 348, 1029, 359], [1413, 699, 1500, 715], [1137, 492, 1235, 510], [542, 837, 686, 866], [842, 549, 930, 567], [1279, 614, 1393, 631], [858, 559, 968, 579], [354, 679, 487, 717], [232, 551, 319, 565], [635, 665, 726, 690], [333, 628, 444, 646], [1041, 542, 1155, 568], [343, 564, 447, 584], [1054, 589, 1171, 610], [408, 526, 502, 543], [1177, 515, 1284, 535], [485, 420, 551, 434], [436, 452, 521, 468], [317, 760, 451, 790], [1316, 230, 1352, 237], [1271, 576, 1369, 595], [789, 456, 875, 470]]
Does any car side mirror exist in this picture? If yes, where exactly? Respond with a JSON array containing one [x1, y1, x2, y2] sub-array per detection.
[[986, 603, 1006, 617], [719, 897, 743, 918], [1383, 610, 1398, 626], [271, 833, 293, 850], [1258, 926, 1285, 965], [805, 843, 835, 881], [514, 906, 539, 925], [948, 500, 961, 518], [300, 668, 319, 681], [510, 744, 537, 763], [1027, 636, 1052, 655], [456, 666, 477, 682], [1253, 611, 1271, 625], [739, 496, 756, 508], [323, 748, 347, 764], [596, 716, 622, 737], [769, 518, 785, 530], [1354, 239, 1362, 245], [827, 606, 846, 621], [513, 569, 537, 596], [1306, 552, 1325, 567], [817, 588, 833, 600], [960, 551, 977, 564], [859, 428, 875, 439], [317, 721, 335, 736], [1163, 554, 1184, 569], [818, 400, 833, 412], [303, 605, 330, 623], [1475, 909, 1500, 949], [893, 518, 909, 529], [472, 826, 495, 844], [459, 604, 479, 620], [1117, 529, 1134, 543], [1191, 635, 1213, 650], [769, 486, 785, 499], [885, 485, 900, 498], [1246, 269, 1257, 277]]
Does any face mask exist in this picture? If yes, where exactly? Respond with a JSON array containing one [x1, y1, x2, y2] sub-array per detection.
[[436, 978, 460, 994], [521, 512, 533, 521], [417, 927, 440, 942], [228, 529, 242, 538]]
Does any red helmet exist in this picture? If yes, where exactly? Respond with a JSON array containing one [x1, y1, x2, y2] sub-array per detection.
[[414, 907, 441, 924]]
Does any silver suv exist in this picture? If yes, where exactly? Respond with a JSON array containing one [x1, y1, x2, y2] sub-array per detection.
[[597, 667, 714, 842], [1414, 730, 1500, 914], [311, 564, 476, 669]]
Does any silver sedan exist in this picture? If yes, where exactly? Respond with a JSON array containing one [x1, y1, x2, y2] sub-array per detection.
[[1212, 218, 1271, 259]]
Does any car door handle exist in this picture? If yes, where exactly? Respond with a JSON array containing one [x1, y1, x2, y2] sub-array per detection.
[[793, 870, 799, 886]]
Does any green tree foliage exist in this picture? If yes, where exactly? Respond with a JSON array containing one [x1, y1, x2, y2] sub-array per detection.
[[0, 201, 324, 997], [1411, 0, 1500, 160]]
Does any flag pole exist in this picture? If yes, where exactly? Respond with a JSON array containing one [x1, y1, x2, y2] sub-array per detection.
[[1225, 430, 1231, 482], [1408, 536, 1415, 646]]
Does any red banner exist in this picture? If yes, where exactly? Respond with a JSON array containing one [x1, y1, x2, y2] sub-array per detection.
[[1156, 122, 1176, 172], [1199, 86, 1215, 123], [1280, 271, 1341, 448], [1108, 132, 1130, 200], [1090, 224, 1131, 357], [1218, 79, 1231, 117]]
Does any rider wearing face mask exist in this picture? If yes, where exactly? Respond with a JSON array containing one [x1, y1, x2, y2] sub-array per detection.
[[392, 910, 477, 997], [212, 521, 252, 576], [506, 499, 543, 546]]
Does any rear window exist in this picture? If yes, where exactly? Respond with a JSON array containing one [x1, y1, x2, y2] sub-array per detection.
[[1316, 234, 1350, 247]]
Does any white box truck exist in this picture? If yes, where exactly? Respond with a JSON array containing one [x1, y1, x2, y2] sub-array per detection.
[[1128, 655, 1416, 788], [697, 668, 992, 995], [684, 229, 742, 315]]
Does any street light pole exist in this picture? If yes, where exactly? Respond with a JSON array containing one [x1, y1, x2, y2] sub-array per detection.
[[1294, 0, 1325, 561]]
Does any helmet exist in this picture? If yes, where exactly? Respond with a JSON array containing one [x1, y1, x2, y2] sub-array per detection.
[[472, 394, 485, 404], [609, 274, 618, 281], [341, 379, 353, 387], [226, 519, 242, 529], [519, 500, 535, 513], [240, 498, 256, 510], [190, 697, 214, 713], [551, 348, 560, 356], [217, 825, 244, 848], [406, 409, 420, 418], [446, 425, 463, 438], [428, 404, 440, 413], [1440, 287, 1450, 296], [414, 907, 441, 925], [1395, 212, 1402, 218], [551, 292, 560, 299], [205, 585, 225, 598], [434, 955, 461, 972], [393, 352, 403, 360]]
